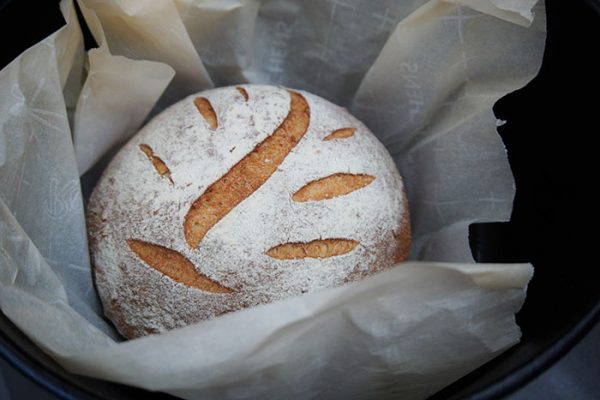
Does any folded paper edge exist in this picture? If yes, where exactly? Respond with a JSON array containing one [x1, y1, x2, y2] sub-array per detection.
[[54, 261, 532, 392], [441, 0, 539, 27], [73, 47, 175, 174]]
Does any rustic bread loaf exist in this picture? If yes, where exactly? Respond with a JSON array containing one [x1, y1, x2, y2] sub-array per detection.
[[87, 85, 410, 339]]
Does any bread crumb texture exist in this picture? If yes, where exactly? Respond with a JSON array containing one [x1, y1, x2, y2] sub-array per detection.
[[87, 85, 410, 338]]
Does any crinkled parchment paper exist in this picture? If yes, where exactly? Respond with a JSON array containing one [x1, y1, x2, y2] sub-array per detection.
[[0, 0, 545, 399]]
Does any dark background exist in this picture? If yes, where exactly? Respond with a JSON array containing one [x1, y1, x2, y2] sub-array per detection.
[[1, 0, 598, 399]]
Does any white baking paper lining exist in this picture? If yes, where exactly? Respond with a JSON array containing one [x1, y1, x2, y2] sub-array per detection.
[[0, 0, 545, 398]]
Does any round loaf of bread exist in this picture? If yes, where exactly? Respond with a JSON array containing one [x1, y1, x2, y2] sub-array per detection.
[[87, 85, 410, 339]]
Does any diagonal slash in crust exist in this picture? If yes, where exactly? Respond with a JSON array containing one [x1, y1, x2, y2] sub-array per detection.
[[127, 239, 233, 293], [184, 90, 310, 249]]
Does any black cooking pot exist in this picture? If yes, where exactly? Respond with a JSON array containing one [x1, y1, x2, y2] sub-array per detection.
[[1, 0, 598, 399]]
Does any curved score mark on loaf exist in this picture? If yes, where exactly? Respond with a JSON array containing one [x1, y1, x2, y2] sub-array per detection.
[[139, 144, 173, 184], [323, 127, 356, 141], [184, 91, 311, 248], [236, 86, 249, 101], [266, 239, 359, 260], [292, 173, 375, 202], [194, 97, 218, 130], [127, 239, 233, 293]]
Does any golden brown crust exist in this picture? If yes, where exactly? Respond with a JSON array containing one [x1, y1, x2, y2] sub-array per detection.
[[394, 189, 412, 263], [292, 173, 375, 202], [236, 86, 249, 101], [127, 239, 233, 293], [87, 85, 411, 339], [184, 90, 310, 248], [138, 144, 173, 184], [323, 127, 356, 141], [266, 239, 359, 260], [193, 96, 218, 129]]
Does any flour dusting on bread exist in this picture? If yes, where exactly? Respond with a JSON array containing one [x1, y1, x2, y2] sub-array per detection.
[[87, 85, 410, 338]]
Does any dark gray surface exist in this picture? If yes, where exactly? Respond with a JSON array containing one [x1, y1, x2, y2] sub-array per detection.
[[1, 322, 598, 400], [507, 322, 599, 400]]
